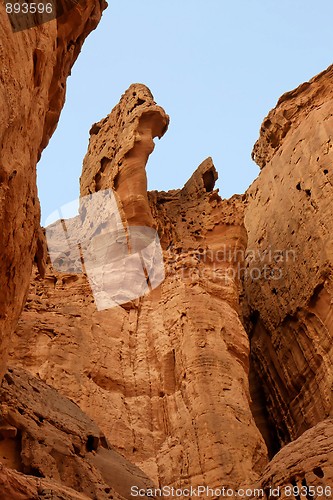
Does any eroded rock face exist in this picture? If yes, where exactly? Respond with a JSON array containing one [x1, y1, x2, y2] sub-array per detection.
[[0, 0, 106, 379], [39, 85, 169, 311], [6, 57, 333, 494], [248, 419, 333, 499], [80, 84, 169, 228], [244, 65, 333, 448], [0, 366, 155, 499], [0, 464, 92, 500], [9, 85, 268, 490]]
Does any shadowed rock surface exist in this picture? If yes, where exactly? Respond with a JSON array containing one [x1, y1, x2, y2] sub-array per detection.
[[0, 366, 156, 499], [244, 65, 333, 449], [248, 419, 333, 499], [0, 0, 106, 380]]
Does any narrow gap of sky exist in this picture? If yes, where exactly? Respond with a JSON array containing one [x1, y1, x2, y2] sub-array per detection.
[[37, 0, 333, 224]]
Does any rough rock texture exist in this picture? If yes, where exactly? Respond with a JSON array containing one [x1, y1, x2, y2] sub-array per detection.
[[244, 65, 333, 448], [9, 84, 269, 491], [0, 0, 106, 379], [0, 465, 92, 500], [80, 84, 169, 228], [2, 0, 332, 490], [5, 55, 333, 495], [0, 366, 155, 499], [248, 419, 333, 499]]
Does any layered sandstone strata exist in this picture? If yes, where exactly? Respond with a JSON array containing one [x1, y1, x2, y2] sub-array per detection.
[[6, 0, 333, 496], [10, 84, 269, 491], [0, 0, 106, 379]]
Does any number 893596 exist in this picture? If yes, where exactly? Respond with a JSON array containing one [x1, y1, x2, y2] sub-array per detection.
[[283, 485, 331, 497], [6, 2, 53, 14]]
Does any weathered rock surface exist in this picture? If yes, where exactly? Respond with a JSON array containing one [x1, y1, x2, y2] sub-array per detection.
[[0, 0, 106, 379], [0, 366, 155, 499], [248, 419, 333, 499], [3, 28, 333, 495], [244, 65, 333, 450], [10, 84, 269, 491], [0, 464, 92, 500], [80, 84, 169, 228]]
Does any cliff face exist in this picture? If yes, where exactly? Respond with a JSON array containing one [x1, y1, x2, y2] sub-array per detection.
[[10, 84, 269, 491], [0, 0, 106, 380], [244, 66, 333, 448]]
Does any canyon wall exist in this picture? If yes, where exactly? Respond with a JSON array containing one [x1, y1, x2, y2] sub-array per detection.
[[0, 2, 156, 498], [1, 0, 333, 491], [244, 66, 333, 448], [9, 67, 333, 496], [0, 0, 106, 380]]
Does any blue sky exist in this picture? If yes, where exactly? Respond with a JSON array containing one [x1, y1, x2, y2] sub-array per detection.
[[38, 1, 333, 224]]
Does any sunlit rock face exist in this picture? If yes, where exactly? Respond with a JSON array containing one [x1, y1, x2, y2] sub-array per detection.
[[10, 85, 269, 491], [80, 84, 170, 229]]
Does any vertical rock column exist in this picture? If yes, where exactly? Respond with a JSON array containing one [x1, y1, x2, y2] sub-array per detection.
[[80, 84, 169, 228]]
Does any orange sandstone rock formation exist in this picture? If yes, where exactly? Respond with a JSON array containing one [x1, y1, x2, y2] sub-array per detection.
[[244, 65, 333, 448], [15, 67, 333, 495], [80, 84, 169, 229], [0, 0, 106, 380], [248, 419, 333, 498], [10, 84, 269, 492], [2, 9, 333, 492], [0, 366, 154, 499]]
